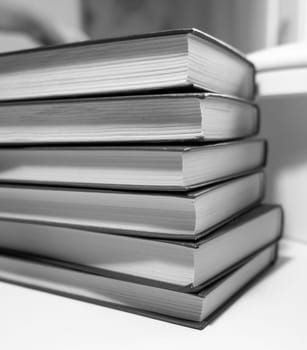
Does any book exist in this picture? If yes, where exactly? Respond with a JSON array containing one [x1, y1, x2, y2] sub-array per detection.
[[0, 172, 264, 239], [0, 93, 258, 144], [0, 29, 255, 101], [0, 140, 266, 191], [0, 205, 282, 291], [0, 244, 278, 329]]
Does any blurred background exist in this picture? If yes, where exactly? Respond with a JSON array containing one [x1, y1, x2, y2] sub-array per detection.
[[0, 0, 306, 53]]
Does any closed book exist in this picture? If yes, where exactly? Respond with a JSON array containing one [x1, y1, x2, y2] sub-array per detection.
[[0, 29, 255, 101], [0, 172, 264, 239], [0, 93, 258, 144], [0, 205, 282, 291], [0, 140, 266, 191], [0, 244, 278, 329]]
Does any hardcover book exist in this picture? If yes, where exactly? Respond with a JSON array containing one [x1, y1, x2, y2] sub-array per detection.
[[0, 93, 258, 144], [0, 244, 278, 329], [0, 172, 264, 239], [0, 29, 255, 101], [0, 205, 282, 291], [0, 140, 266, 191]]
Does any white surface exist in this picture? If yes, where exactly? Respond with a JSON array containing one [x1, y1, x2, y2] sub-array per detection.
[[255, 68, 307, 96], [249, 44, 307, 95], [248, 42, 307, 72], [0, 238, 306, 350]]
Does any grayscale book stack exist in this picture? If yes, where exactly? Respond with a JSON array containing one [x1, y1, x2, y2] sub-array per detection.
[[0, 29, 282, 329]]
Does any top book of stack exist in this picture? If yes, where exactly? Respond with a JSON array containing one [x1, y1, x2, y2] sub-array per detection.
[[0, 29, 255, 101]]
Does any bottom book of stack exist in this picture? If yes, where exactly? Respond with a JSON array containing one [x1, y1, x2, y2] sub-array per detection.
[[0, 205, 282, 329]]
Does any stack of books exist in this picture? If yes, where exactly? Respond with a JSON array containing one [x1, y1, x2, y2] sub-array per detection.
[[0, 29, 282, 329]]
